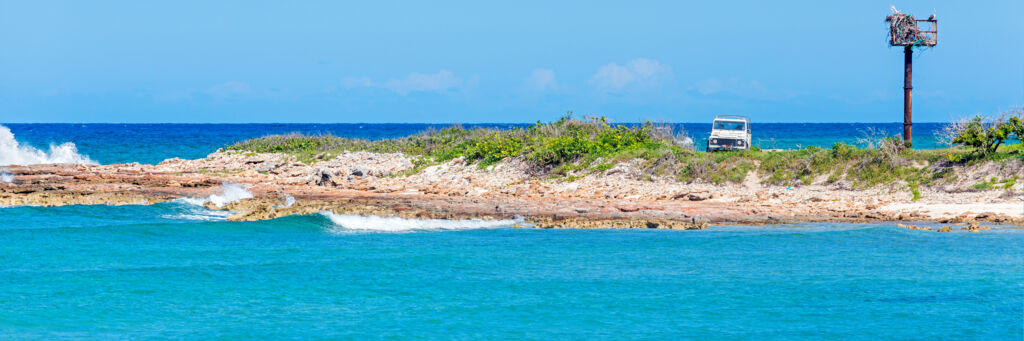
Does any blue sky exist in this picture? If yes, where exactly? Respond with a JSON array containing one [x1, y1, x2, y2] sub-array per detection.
[[1, 1, 1021, 123]]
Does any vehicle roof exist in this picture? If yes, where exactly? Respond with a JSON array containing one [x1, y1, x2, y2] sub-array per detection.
[[713, 115, 748, 122]]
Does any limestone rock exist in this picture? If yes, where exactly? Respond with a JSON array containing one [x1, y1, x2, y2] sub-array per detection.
[[308, 168, 337, 186]]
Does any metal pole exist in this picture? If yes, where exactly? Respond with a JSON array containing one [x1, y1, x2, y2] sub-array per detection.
[[903, 46, 913, 145]]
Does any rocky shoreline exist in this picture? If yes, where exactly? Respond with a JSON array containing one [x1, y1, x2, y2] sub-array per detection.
[[1, 151, 1021, 231]]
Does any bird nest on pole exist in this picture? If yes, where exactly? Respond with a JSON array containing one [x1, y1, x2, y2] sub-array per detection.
[[886, 7, 937, 47]]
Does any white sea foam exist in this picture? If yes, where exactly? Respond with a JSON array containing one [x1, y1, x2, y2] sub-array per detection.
[[0, 125, 96, 166], [208, 183, 253, 208], [0, 168, 12, 183], [166, 183, 253, 221], [321, 211, 518, 233], [162, 208, 233, 221], [173, 197, 211, 206], [269, 193, 296, 209], [174, 183, 253, 208]]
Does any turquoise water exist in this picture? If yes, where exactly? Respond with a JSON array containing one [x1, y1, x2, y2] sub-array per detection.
[[1, 203, 1020, 339], [1, 123, 1021, 338]]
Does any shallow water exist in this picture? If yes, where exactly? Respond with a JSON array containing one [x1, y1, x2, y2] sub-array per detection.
[[0, 203, 1020, 339]]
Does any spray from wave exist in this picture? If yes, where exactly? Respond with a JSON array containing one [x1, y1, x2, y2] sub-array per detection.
[[165, 183, 254, 221], [174, 183, 254, 208], [0, 125, 96, 166], [320, 211, 518, 233], [208, 183, 254, 208], [162, 205, 234, 221], [0, 168, 12, 183]]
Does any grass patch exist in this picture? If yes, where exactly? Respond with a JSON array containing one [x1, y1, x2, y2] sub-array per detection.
[[909, 181, 922, 201], [971, 175, 1019, 190]]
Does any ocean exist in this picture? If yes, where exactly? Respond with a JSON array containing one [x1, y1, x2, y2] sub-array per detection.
[[0, 203, 1020, 339], [0, 123, 1021, 339]]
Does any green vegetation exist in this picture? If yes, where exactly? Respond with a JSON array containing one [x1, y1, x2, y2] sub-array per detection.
[[226, 113, 1024, 192], [909, 181, 921, 201], [971, 175, 1019, 190], [670, 140, 956, 188], [227, 114, 689, 167], [953, 115, 1021, 154], [942, 109, 1024, 162]]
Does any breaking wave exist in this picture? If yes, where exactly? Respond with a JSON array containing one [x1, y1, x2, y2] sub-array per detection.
[[208, 183, 254, 208], [0, 125, 96, 166], [320, 212, 518, 233], [174, 183, 254, 208], [161, 205, 234, 221]]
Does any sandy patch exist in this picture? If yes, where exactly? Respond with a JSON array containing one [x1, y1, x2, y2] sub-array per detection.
[[881, 202, 1022, 219]]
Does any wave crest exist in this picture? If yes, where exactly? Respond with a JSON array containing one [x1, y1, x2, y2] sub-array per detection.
[[161, 205, 234, 221], [0, 125, 96, 166], [175, 183, 254, 208], [208, 183, 254, 208], [321, 212, 517, 232]]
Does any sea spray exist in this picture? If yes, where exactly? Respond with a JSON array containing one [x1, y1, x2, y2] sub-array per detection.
[[320, 211, 518, 232], [269, 193, 296, 209], [0, 168, 12, 183], [0, 125, 96, 166], [175, 183, 254, 208], [164, 183, 254, 221], [162, 208, 233, 221], [208, 183, 254, 208]]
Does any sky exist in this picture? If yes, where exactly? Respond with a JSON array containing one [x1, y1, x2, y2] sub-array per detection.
[[0, 1, 1021, 123]]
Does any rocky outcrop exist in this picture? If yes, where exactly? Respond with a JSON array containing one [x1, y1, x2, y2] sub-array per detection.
[[308, 168, 338, 186], [525, 216, 709, 230], [0, 150, 1020, 230]]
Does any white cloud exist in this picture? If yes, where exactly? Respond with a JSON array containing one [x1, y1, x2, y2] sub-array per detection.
[[627, 58, 665, 78], [695, 78, 726, 95], [693, 77, 799, 101], [526, 69, 557, 91], [205, 81, 251, 98], [592, 64, 634, 91], [341, 70, 465, 95], [590, 58, 670, 92], [384, 70, 461, 94]]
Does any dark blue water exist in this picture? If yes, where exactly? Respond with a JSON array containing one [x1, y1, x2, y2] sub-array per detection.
[[2, 123, 948, 164], [0, 203, 1020, 339]]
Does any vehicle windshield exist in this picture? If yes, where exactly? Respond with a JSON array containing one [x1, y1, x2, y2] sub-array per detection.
[[714, 120, 746, 131]]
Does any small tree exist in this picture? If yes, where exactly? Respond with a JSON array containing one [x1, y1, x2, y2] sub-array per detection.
[[1007, 112, 1024, 142], [949, 109, 1023, 155]]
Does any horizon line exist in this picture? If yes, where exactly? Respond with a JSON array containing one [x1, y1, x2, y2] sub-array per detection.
[[1, 121, 956, 125]]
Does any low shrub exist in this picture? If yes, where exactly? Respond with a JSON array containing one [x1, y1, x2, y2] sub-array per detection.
[[945, 108, 1024, 157], [227, 114, 1020, 188]]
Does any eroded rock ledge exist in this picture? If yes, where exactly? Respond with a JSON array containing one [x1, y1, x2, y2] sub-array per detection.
[[1, 151, 1021, 230]]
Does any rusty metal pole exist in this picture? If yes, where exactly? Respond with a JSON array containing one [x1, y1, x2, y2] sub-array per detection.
[[903, 45, 913, 145]]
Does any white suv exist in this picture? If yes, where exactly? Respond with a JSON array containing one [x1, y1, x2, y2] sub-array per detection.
[[706, 115, 751, 152]]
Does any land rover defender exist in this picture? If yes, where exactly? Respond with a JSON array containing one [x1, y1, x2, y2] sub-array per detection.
[[706, 115, 751, 152]]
